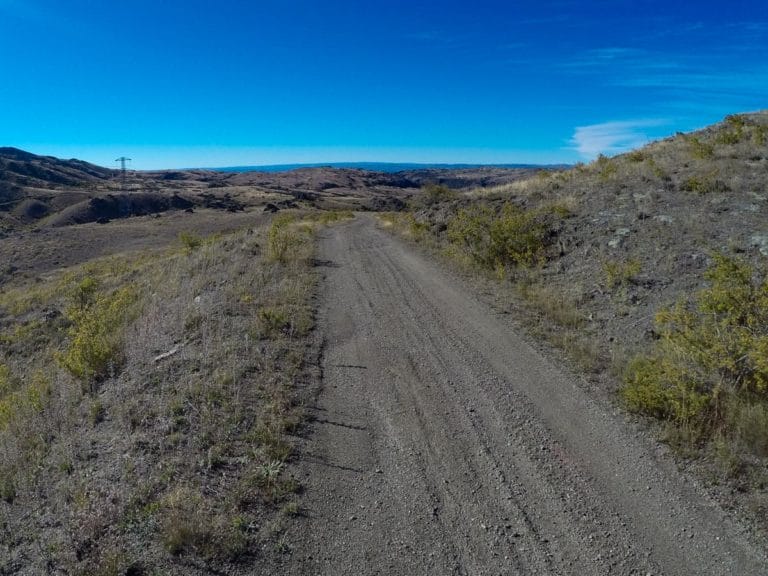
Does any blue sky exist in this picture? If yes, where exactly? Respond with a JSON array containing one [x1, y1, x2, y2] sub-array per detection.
[[1, 0, 767, 169]]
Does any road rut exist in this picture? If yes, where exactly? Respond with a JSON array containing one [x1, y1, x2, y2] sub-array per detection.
[[281, 216, 767, 575]]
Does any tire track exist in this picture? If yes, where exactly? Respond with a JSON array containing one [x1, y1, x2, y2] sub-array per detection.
[[280, 216, 768, 576]]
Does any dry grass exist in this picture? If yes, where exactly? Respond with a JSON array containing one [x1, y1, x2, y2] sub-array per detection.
[[0, 211, 328, 574]]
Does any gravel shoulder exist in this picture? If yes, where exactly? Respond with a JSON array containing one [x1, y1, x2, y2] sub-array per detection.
[[279, 215, 767, 576]]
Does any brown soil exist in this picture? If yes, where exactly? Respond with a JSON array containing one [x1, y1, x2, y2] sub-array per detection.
[[0, 209, 268, 285]]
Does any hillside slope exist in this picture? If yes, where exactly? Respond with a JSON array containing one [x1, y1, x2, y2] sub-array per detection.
[[0, 147, 113, 190], [395, 111, 768, 531], [0, 147, 542, 232]]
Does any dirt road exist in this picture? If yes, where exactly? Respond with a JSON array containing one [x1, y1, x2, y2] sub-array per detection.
[[281, 215, 767, 575]]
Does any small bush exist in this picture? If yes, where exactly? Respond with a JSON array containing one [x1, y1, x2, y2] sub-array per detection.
[[58, 284, 139, 387], [594, 154, 618, 179], [422, 183, 458, 205], [603, 259, 642, 290], [645, 157, 669, 180], [89, 399, 105, 425], [257, 306, 290, 338], [622, 254, 768, 452], [680, 174, 729, 194], [179, 231, 203, 251], [716, 114, 746, 145], [626, 150, 647, 162], [686, 135, 714, 159], [447, 203, 554, 271]]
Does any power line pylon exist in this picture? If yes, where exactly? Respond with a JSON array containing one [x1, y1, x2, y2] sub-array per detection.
[[115, 156, 132, 189]]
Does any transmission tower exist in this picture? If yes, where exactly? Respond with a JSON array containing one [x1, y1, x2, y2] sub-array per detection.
[[115, 156, 132, 189]]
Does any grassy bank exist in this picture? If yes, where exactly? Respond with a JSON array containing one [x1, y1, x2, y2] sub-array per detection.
[[0, 212, 348, 574]]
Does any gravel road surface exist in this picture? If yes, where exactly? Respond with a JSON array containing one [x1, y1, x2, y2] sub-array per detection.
[[281, 215, 767, 576]]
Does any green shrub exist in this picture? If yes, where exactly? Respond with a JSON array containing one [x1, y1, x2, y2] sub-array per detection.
[[680, 174, 728, 194], [179, 231, 203, 251], [717, 114, 746, 145], [686, 135, 714, 159], [72, 276, 100, 310], [447, 203, 552, 271], [622, 254, 768, 451], [421, 183, 458, 205], [58, 284, 139, 386]]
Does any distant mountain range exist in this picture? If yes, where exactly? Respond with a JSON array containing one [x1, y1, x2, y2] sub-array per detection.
[[209, 162, 568, 174]]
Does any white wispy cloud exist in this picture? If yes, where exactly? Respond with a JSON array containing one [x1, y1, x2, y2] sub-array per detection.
[[569, 119, 668, 159], [561, 39, 768, 100]]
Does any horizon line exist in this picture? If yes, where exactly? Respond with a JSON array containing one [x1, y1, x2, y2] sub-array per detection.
[[158, 160, 573, 173]]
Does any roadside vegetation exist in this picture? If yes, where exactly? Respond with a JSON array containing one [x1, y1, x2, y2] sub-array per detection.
[[0, 210, 351, 575], [380, 111, 768, 523], [623, 254, 768, 464]]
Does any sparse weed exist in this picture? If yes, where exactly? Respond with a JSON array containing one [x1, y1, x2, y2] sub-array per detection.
[[258, 306, 291, 337], [305, 209, 355, 225], [602, 259, 641, 290], [160, 488, 247, 561], [517, 281, 585, 329], [594, 154, 618, 179], [89, 399, 105, 425], [267, 213, 311, 263], [178, 231, 203, 251], [686, 135, 714, 159], [626, 149, 647, 162], [281, 501, 300, 516], [0, 468, 16, 502]]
